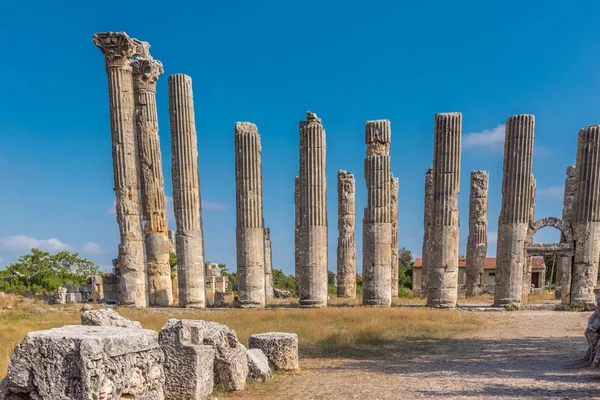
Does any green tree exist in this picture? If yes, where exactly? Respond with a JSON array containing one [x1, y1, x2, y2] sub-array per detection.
[[543, 254, 557, 286], [272, 268, 296, 295], [397, 247, 414, 289]]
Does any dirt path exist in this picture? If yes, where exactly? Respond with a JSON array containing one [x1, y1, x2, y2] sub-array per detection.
[[224, 310, 600, 399]]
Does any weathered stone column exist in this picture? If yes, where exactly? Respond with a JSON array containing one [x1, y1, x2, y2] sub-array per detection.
[[494, 114, 534, 308], [363, 119, 393, 306], [571, 125, 600, 307], [427, 113, 461, 308], [264, 227, 274, 299], [556, 165, 576, 302], [294, 176, 301, 296], [391, 176, 399, 297], [169, 74, 206, 308], [337, 171, 356, 298], [132, 47, 173, 307], [521, 175, 536, 306], [465, 171, 488, 297], [235, 122, 266, 308], [421, 167, 434, 296], [93, 32, 147, 308], [298, 112, 328, 308]]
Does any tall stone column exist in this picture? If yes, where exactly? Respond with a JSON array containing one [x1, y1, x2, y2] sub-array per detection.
[[556, 165, 576, 303], [427, 113, 461, 308], [264, 228, 274, 299], [294, 176, 301, 296], [337, 171, 356, 298], [132, 47, 173, 307], [494, 114, 534, 308], [521, 176, 536, 306], [298, 112, 328, 308], [391, 176, 400, 297], [93, 32, 147, 308], [465, 171, 488, 297], [421, 167, 434, 296], [571, 125, 600, 307], [235, 122, 266, 308], [363, 119, 393, 307], [169, 74, 206, 308]]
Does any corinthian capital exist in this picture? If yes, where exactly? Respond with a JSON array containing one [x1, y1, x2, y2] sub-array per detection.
[[93, 32, 137, 68], [132, 57, 164, 90]]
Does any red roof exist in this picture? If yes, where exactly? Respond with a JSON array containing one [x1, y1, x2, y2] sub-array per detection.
[[413, 257, 545, 270]]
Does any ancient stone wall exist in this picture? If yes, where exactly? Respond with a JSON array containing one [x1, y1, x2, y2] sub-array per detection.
[[93, 32, 147, 308], [494, 114, 535, 308], [465, 171, 488, 297], [337, 170, 356, 298], [427, 113, 461, 308], [363, 119, 392, 306], [297, 112, 328, 308], [234, 122, 266, 308], [169, 74, 206, 308]]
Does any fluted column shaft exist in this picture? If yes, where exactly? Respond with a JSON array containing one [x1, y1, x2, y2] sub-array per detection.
[[521, 176, 536, 306], [298, 112, 328, 308], [391, 176, 399, 297], [465, 171, 488, 297], [337, 171, 356, 298], [427, 113, 461, 308], [235, 122, 266, 308], [363, 120, 392, 306], [494, 114, 534, 307], [421, 167, 434, 295], [294, 176, 301, 295], [132, 53, 173, 307], [93, 32, 147, 308], [556, 165, 576, 303], [571, 125, 600, 306], [169, 74, 205, 308], [264, 228, 274, 299]]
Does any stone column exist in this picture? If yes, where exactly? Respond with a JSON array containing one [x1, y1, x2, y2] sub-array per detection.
[[235, 122, 266, 308], [132, 47, 173, 307], [264, 228, 274, 299], [391, 176, 400, 297], [421, 167, 434, 296], [298, 112, 328, 308], [169, 74, 206, 308], [493, 114, 534, 308], [93, 32, 147, 308], [337, 171, 356, 298], [556, 165, 576, 303], [294, 176, 301, 296], [465, 171, 488, 297], [571, 125, 600, 307], [522, 176, 536, 305], [427, 113, 461, 308], [363, 119, 393, 306]]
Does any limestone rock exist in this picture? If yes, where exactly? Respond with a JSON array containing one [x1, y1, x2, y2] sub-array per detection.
[[246, 348, 272, 382], [274, 288, 292, 298], [81, 308, 143, 329], [0, 325, 164, 399], [215, 292, 226, 307], [248, 332, 299, 371], [158, 319, 216, 399], [585, 290, 600, 366], [206, 262, 221, 277]]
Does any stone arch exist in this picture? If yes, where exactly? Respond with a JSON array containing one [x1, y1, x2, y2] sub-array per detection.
[[526, 216, 573, 244]]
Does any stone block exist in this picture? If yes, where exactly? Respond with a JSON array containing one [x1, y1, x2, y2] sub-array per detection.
[[246, 348, 272, 382], [159, 319, 216, 400], [66, 293, 77, 303], [64, 284, 79, 293], [74, 292, 83, 303], [79, 284, 93, 293], [249, 332, 299, 371], [206, 262, 221, 277], [0, 325, 164, 399], [81, 308, 143, 329], [214, 292, 226, 307]]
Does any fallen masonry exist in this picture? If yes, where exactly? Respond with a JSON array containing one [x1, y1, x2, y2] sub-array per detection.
[[585, 289, 600, 367], [81, 308, 143, 329], [249, 332, 299, 371]]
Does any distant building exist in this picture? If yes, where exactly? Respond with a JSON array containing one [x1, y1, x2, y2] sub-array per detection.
[[412, 257, 546, 292]]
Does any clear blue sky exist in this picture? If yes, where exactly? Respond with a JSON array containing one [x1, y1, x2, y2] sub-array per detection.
[[1, 1, 598, 274]]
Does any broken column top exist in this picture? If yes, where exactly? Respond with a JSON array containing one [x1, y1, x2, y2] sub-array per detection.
[[338, 170, 354, 179], [235, 121, 259, 134], [306, 111, 321, 123], [365, 119, 391, 144]]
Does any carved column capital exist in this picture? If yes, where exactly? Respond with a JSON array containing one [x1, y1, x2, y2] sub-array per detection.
[[93, 32, 137, 69], [132, 57, 164, 91]]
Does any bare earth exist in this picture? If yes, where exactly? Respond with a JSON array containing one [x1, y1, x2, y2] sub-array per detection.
[[224, 310, 600, 400]]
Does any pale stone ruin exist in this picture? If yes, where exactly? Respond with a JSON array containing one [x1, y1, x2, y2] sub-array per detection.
[[556, 165, 576, 301], [420, 167, 434, 296], [391, 175, 400, 297], [1, 309, 299, 399], [170, 73, 207, 308], [362, 119, 393, 306], [204, 262, 229, 305], [337, 170, 357, 298], [53, 276, 108, 304], [234, 122, 266, 308], [465, 171, 489, 297], [585, 289, 600, 367], [427, 113, 461, 308], [264, 227, 275, 299], [296, 112, 328, 308]]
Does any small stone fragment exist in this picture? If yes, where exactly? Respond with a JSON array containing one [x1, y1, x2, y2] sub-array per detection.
[[248, 332, 299, 371], [215, 292, 226, 307], [246, 348, 272, 382], [81, 308, 143, 329]]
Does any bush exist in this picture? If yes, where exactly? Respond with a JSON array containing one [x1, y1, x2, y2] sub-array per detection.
[[272, 268, 296, 296]]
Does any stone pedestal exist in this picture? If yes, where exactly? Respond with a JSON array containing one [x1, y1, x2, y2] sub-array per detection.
[[248, 332, 299, 371]]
